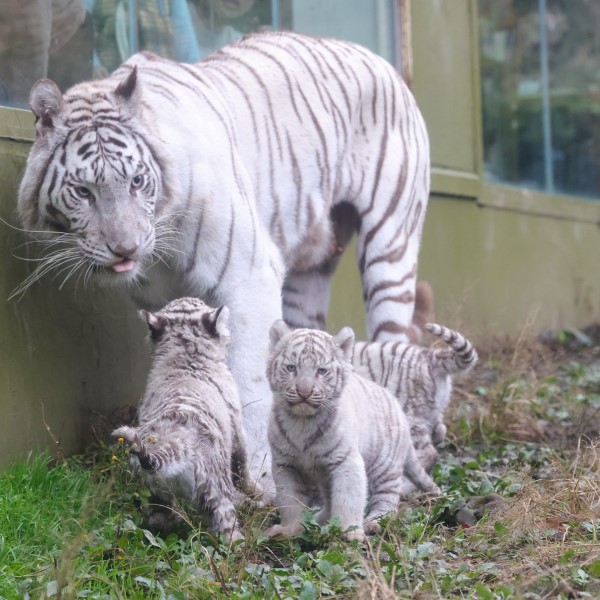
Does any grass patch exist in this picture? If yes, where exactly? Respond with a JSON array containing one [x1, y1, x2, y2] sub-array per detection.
[[1, 327, 599, 599]]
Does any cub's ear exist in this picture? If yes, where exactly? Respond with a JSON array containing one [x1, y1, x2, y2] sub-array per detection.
[[269, 319, 290, 349], [333, 326, 355, 361], [202, 305, 230, 339], [139, 309, 166, 341], [29, 79, 65, 135]]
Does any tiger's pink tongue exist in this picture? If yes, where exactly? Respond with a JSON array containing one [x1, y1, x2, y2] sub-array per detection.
[[112, 259, 135, 273]]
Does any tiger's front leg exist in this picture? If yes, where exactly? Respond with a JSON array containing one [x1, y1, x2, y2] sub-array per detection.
[[265, 464, 312, 538], [224, 269, 283, 503], [328, 453, 368, 542]]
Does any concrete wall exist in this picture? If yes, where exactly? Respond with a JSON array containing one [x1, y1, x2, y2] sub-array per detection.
[[327, 195, 600, 344], [0, 0, 598, 466], [0, 136, 148, 468], [2, 130, 599, 469]]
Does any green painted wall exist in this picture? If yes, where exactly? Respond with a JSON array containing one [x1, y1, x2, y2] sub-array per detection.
[[2, 131, 599, 469], [0, 137, 148, 468], [420, 195, 600, 339], [328, 192, 600, 344], [1, 0, 599, 466]]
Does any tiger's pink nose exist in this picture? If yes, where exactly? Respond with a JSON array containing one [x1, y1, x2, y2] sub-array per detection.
[[108, 243, 139, 259], [296, 385, 313, 400]]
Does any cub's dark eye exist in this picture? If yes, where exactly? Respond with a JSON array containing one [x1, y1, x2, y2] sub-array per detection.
[[285, 364, 296, 373], [131, 174, 144, 189], [76, 186, 91, 198], [317, 367, 328, 376]]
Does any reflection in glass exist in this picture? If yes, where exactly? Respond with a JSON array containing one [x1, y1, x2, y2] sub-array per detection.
[[89, 0, 273, 73], [0, 1, 399, 110], [479, 0, 600, 200], [0, 0, 93, 106], [285, 0, 398, 66]]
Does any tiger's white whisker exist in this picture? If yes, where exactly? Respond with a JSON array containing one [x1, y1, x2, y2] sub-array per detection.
[[56, 258, 89, 290], [8, 247, 83, 300], [0, 215, 66, 237], [83, 262, 96, 290], [12, 248, 79, 263]]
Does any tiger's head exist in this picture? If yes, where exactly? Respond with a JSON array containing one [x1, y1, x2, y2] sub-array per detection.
[[141, 297, 232, 362], [267, 321, 355, 417], [17, 67, 176, 288]]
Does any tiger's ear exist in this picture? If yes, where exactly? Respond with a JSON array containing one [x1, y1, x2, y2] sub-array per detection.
[[269, 320, 290, 349], [29, 79, 65, 135], [140, 309, 166, 342], [114, 66, 140, 109], [333, 327, 355, 361], [202, 305, 230, 339]]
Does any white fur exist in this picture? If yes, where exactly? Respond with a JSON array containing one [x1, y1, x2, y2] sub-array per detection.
[[18, 33, 430, 502], [266, 323, 439, 541]]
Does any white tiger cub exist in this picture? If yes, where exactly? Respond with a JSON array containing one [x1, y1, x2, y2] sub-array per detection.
[[266, 321, 440, 541], [112, 297, 252, 541], [17, 32, 431, 498], [352, 323, 478, 475]]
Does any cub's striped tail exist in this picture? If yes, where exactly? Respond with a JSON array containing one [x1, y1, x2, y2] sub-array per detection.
[[425, 323, 478, 375], [112, 426, 163, 471]]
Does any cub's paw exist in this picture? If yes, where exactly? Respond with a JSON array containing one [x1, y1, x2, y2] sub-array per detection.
[[344, 527, 365, 542], [233, 489, 267, 509], [431, 422, 447, 446], [265, 523, 302, 538], [226, 528, 245, 543], [363, 519, 383, 535], [427, 484, 442, 496]]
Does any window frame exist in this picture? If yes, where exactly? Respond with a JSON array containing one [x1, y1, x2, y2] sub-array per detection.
[[476, 0, 600, 222], [395, 0, 413, 85], [478, 182, 600, 223]]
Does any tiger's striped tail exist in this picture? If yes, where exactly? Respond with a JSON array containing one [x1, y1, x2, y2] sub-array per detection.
[[112, 426, 159, 471], [425, 323, 478, 376]]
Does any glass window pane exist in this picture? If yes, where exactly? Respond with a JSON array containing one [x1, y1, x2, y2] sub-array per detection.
[[94, 0, 275, 70], [0, 1, 400, 110], [0, 1, 94, 107], [0, 0, 275, 108], [284, 0, 398, 66], [479, 0, 600, 200]]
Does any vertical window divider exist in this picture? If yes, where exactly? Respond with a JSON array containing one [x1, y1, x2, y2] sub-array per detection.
[[396, 0, 412, 84], [539, 0, 554, 194], [271, 0, 280, 30], [128, 0, 139, 55]]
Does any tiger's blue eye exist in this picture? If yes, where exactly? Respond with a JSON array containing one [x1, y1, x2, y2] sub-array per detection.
[[317, 367, 328, 376], [131, 174, 143, 189], [76, 186, 91, 198], [285, 364, 296, 373]]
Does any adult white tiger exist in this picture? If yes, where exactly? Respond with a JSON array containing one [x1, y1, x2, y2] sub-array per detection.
[[17, 31, 430, 499]]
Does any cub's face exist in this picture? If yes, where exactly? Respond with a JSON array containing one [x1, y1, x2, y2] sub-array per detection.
[[267, 324, 354, 418], [17, 71, 170, 289]]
